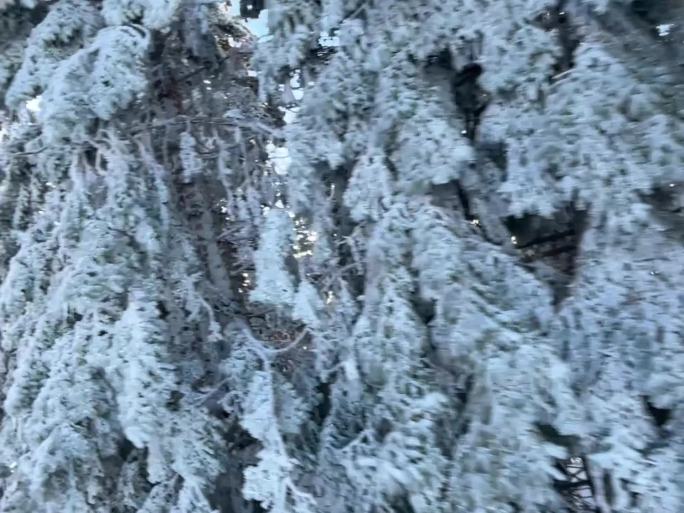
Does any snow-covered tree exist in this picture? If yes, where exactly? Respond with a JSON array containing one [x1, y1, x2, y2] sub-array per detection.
[[250, 1, 684, 512], [2, 0, 683, 512], [0, 1, 282, 512]]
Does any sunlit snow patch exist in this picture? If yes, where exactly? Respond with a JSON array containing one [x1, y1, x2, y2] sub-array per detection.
[[26, 95, 42, 113], [657, 23, 674, 37]]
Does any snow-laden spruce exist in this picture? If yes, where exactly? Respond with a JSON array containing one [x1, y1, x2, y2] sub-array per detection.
[[250, 1, 684, 512], [0, 1, 281, 512], [2, 0, 683, 512]]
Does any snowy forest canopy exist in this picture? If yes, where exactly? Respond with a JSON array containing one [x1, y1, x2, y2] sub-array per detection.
[[0, 1, 682, 513]]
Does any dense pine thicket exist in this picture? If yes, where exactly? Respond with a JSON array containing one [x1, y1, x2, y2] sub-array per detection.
[[0, 1, 682, 513], [0, 1, 283, 511]]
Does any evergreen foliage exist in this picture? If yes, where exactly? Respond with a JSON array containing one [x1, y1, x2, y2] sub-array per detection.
[[1, 1, 683, 513]]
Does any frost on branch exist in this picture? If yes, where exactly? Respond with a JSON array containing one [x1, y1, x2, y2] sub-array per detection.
[[179, 130, 204, 183], [5, 0, 102, 108], [250, 208, 297, 310], [292, 278, 324, 328], [553, 222, 684, 512], [0, 5, 35, 100], [393, 105, 474, 191], [238, 363, 314, 513], [449, 344, 583, 513], [101, 0, 181, 30], [39, 25, 150, 142], [501, 40, 684, 222], [343, 150, 393, 222], [0, 0, 282, 511], [110, 289, 175, 450]]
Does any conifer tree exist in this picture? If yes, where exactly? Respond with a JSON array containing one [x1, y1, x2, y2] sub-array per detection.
[[249, 1, 684, 512], [1, 1, 683, 512], [0, 1, 280, 511]]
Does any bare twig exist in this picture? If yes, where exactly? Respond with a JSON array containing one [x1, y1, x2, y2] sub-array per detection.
[[12, 146, 49, 157], [129, 115, 282, 138]]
